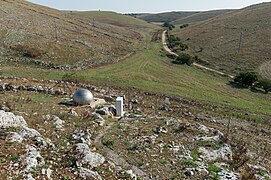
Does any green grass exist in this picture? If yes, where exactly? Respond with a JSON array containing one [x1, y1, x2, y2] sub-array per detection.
[[1, 31, 271, 116]]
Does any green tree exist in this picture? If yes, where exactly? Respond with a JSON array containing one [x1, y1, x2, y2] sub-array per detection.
[[234, 72, 258, 86], [163, 22, 175, 30], [175, 53, 194, 66]]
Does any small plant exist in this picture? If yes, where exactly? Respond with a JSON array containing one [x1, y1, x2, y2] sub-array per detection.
[[8, 153, 19, 160], [137, 162, 144, 167], [182, 159, 198, 168], [0, 158, 6, 164], [258, 169, 266, 176], [207, 164, 222, 180], [190, 149, 200, 160], [159, 159, 168, 165], [102, 140, 115, 149], [128, 144, 139, 151]]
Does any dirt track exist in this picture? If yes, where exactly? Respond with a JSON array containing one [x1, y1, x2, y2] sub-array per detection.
[[162, 30, 234, 79]]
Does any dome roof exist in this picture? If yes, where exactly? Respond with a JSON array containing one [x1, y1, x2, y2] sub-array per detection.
[[73, 89, 94, 105]]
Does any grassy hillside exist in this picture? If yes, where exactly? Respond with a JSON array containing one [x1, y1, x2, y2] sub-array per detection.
[[2, 31, 271, 116], [173, 2, 271, 76], [74, 11, 156, 29], [137, 11, 198, 23], [172, 9, 234, 25], [0, 0, 144, 69]]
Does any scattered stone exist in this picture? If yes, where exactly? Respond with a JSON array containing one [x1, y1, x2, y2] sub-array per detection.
[[160, 104, 169, 111], [195, 135, 220, 142], [74, 143, 105, 168], [131, 99, 140, 104], [22, 145, 45, 173], [126, 169, 137, 180], [184, 168, 194, 177], [0, 110, 28, 128], [53, 116, 65, 130], [197, 124, 214, 134], [96, 107, 110, 116], [153, 126, 168, 134], [71, 130, 92, 145], [79, 168, 102, 180], [42, 168, 53, 180], [93, 113, 105, 126], [68, 109, 79, 117], [199, 144, 232, 161], [0, 104, 10, 112], [6, 132, 23, 143], [217, 169, 240, 180], [104, 96, 115, 102]]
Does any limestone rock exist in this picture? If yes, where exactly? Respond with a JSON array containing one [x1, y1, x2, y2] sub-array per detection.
[[199, 144, 232, 162], [6, 132, 23, 143], [22, 145, 45, 173], [0, 110, 28, 128], [79, 168, 102, 180], [74, 143, 105, 168]]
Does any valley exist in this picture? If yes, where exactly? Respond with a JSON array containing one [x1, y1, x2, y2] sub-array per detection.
[[0, 0, 271, 179]]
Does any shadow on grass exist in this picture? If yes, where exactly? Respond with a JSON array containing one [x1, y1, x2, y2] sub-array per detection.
[[228, 81, 268, 95], [227, 81, 248, 89], [171, 60, 185, 65]]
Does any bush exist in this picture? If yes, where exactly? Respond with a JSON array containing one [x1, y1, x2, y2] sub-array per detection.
[[175, 53, 194, 66], [168, 35, 188, 51], [255, 79, 271, 93], [163, 22, 175, 30], [180, 24, 189, 29], [234, 72, 258, 86]]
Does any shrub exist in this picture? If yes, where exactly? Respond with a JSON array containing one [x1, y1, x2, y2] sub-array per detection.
[[180, 24, 189, 29], [168, 35, 188, 51], [175, 53, 194, 66], [163, 22, 175, 30], [255, 79, 271, 93], [234, 72, 258, 86]]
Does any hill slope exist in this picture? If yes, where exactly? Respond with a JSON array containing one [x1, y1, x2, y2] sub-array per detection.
[[172, 9, 234, 25], [74, 11, 156, 29], [0, 0, 145, 69], [173, 2, 271, 75], [137, 11, 198, 23]]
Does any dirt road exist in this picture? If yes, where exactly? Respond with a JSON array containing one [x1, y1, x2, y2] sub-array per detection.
[[162, 30, 234, 79]]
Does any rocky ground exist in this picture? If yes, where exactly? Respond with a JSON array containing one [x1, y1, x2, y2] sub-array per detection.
[[0, 76, 271, 180]]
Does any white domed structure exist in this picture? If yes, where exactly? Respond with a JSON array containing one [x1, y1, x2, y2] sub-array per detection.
[[73, 89, 94, 105]]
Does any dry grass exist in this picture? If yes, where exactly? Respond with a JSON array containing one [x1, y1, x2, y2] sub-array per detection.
[[173, 2, 271, 77], [0, 0, 155, 67], [172, 9, 234, 25]]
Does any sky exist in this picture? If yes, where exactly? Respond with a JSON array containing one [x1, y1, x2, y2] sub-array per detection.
[[27, 0, 270, 13]]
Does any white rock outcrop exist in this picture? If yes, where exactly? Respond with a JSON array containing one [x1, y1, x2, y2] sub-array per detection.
[[0, 110, 27, 128], [74, 143, 105, 168], [79, 168, 102, 180]]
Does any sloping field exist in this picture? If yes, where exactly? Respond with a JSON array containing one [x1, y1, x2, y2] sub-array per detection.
[[0, 0, 148, 68], [74, 11, 156, 29], [172, 9, 234, 25], [173, 2, 271, 76], [258, 61, 271, 79], [137, 11, 198, 23], [2, 31, 271, 116]]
